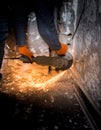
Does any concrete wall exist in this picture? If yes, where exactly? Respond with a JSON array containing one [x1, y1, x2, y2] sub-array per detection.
[[71, 0, 101, 115]]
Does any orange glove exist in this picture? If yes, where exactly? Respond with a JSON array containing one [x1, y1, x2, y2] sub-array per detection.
[[18, 45, 33, 61], [56, 43, 68, 56]]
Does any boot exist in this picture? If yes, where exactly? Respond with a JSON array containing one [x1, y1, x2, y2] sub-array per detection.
[[18, 45, 34, 63], [55, 43, 68, 56]]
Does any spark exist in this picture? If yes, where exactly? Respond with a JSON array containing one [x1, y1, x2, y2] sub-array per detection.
[[2, 59, 68, 93]]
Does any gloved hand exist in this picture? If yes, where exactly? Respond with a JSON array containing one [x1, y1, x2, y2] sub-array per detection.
[[55, 43, 68, 56], [18, 45, 33, 63]]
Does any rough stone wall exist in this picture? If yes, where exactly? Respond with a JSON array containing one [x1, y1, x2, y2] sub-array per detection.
[[72, 0, 101, 114]]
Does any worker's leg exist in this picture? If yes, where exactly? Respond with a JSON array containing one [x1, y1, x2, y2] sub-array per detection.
[[35, 1, 68, 56], [12, 6, 34, 63]]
